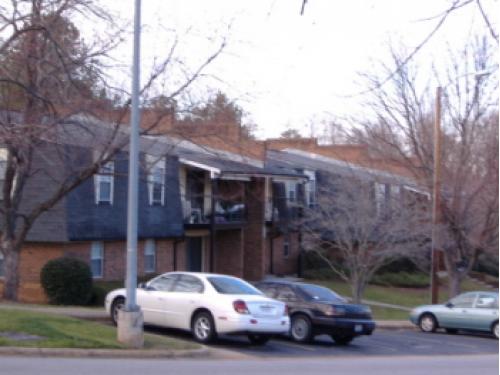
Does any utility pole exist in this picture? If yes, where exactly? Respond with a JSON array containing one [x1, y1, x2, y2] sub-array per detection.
[[117, 0, 144, 348], [430, 86, 442, 305]]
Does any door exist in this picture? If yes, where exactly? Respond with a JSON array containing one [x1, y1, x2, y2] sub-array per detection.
[[439, 292, 477, 329], [137, 274, 177, 326], [468, 293, 499, 331], [168, 274, 205, 329], [186, 237, 203, 272]]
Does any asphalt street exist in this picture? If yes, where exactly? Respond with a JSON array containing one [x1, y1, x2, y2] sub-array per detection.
[[0, 354, 497, 375], [145, 325, 499, 358]]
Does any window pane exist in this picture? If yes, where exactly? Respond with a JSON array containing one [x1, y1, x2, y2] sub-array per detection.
[[149, 275, 176, 291], [99, 181, 111, 202], [173, 275, 204, 293], [144, 240, 156, 273], [208, 276, 262, 295], [450, 293, 476, 308], [152, 183, 162, 203], [91, 259, 102, 278]]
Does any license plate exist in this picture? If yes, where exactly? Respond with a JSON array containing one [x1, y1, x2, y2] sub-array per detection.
[[354, 324, 363, 332]]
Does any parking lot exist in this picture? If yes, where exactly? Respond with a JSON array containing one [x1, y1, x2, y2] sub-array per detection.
[[145, 325, 499, 358]]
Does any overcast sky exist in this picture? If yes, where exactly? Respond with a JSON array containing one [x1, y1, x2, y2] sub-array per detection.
[[99, 0, 497, 139]]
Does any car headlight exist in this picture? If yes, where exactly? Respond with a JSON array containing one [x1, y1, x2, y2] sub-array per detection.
[[321, 305, 346, 316]]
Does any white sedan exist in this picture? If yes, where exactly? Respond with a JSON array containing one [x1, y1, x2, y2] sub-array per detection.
[[105, 272, 290, 345]]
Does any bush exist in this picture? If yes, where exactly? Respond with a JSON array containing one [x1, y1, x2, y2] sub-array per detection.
[[87, 285, 108, 306], [40, 257, 93, 305], [371, 272, 430, 289]]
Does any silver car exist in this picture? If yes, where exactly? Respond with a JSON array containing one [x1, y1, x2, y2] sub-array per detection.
[[410, 291, 499, 338]]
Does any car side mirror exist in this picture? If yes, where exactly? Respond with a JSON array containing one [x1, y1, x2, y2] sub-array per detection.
[[445, 302, 453, 308], [138, 282, 146, 289]]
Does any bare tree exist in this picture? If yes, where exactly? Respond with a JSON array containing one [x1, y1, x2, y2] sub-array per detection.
[[302, 173, 430, 303], [0, 0, 226, 300], [351, 36, 498, 297]]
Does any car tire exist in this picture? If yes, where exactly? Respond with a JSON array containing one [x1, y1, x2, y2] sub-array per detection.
[[110, 297, 125, 326], [247, 334, 270, 346], [331, 335, 354, 345], [492, 322, 499, 339], [419, 313, 437, 333], [445, 328, 458, 334], [290, 314, 313, 343], [192, 311, 217, 344]]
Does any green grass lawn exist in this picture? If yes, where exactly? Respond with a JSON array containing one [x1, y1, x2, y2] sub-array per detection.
[[0, 309, 198, 350]]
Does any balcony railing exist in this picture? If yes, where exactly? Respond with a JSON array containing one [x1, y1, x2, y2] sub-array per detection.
[[266, 197, 305, 223], [182, 194, 246, 225]]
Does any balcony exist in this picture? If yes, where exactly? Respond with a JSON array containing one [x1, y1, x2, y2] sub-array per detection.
[[266, 197, 304, 226], [182, 194, 246, 227]]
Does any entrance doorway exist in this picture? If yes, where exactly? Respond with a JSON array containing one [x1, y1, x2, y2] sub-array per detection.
[[186, 237, 203, 272]]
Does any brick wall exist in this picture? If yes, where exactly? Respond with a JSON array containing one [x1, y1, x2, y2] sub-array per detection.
[[2, 238, 178, 303], [243, 178, 266, 281], [265, 232, 300, 277], [214, 229, 244, 278]]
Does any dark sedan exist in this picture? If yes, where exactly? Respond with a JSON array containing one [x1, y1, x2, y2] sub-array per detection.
[[255, 280, 375, 344]]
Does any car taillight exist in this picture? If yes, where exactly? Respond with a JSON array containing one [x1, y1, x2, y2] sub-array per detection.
[[233, 300, 249, 314], [283, 304, 289, 316]]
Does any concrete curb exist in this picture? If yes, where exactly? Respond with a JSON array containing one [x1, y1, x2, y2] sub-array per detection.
[[0, 346, 210, 359]]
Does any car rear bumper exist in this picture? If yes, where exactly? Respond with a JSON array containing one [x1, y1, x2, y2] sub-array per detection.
[[311, 317, 376, 336], [215, 315, 290, 335]]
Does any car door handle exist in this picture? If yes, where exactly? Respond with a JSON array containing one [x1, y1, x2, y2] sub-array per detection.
[[462, 310, 467, 313]]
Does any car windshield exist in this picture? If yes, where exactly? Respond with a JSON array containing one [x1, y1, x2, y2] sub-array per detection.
[[208, 276, 263, 295], [298, 284, 346, 303]]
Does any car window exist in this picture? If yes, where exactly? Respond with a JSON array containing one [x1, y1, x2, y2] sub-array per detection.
[[208, 276, 262, 295], [256, 284, 278, 298], [172, 274, 204, 293], [476, 294, 498, 309], [450, 292, 476, 308], [298, 284, 346, 303], [276, 286, 298, 302], [148, 275, 177, 291]]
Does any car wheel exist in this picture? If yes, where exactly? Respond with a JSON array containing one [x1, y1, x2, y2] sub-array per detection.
[[419, 313, 437, 333], [445, 328, 458, 334], [290, 314, 313, 343], [492, 322, 499, 339], [192, 311, 217, 344], [110, 297, 125, 326], [331, 335, 354, 345], [247, 334, 270, 345]]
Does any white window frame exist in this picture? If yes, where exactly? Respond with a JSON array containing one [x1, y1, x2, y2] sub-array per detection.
[[146, 155, 166, 206], [94, 161, 114, 205], [285, 181, 297, 203], [375, 182, 387, 215], [144, 239, 156, 273], [90, 241, 104, 278]]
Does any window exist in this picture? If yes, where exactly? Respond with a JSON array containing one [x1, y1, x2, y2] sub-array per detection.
[[276, 286, 298, 302], [94, 161, 114, 204], [208, 276, 262, 295], [450, 292, 476, 308], [286, 181, 297, 202], [90, 241, 104, 278], [144, 239, 156, 273], [304, 170, 316, 207], [375, 182, 388, 215], [172, 274, 204, 293], [148, 275, 177, 291], [0, 148, 7, 199], [283, 237, 290, 258], [0, 251, 4, 278], [146, 155, 166, 206], [476, 294, 498, 309]]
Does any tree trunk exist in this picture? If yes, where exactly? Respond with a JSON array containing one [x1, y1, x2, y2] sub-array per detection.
[[448, 268, 461, 298], [2, 240, 20, 301], [351, 277, 365, 304]]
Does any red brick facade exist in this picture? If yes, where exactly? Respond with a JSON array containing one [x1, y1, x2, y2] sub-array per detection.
[[265, 232, 301, 277]]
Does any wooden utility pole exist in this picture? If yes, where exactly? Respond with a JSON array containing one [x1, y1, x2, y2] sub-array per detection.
[[430, 86, 442, 304]]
